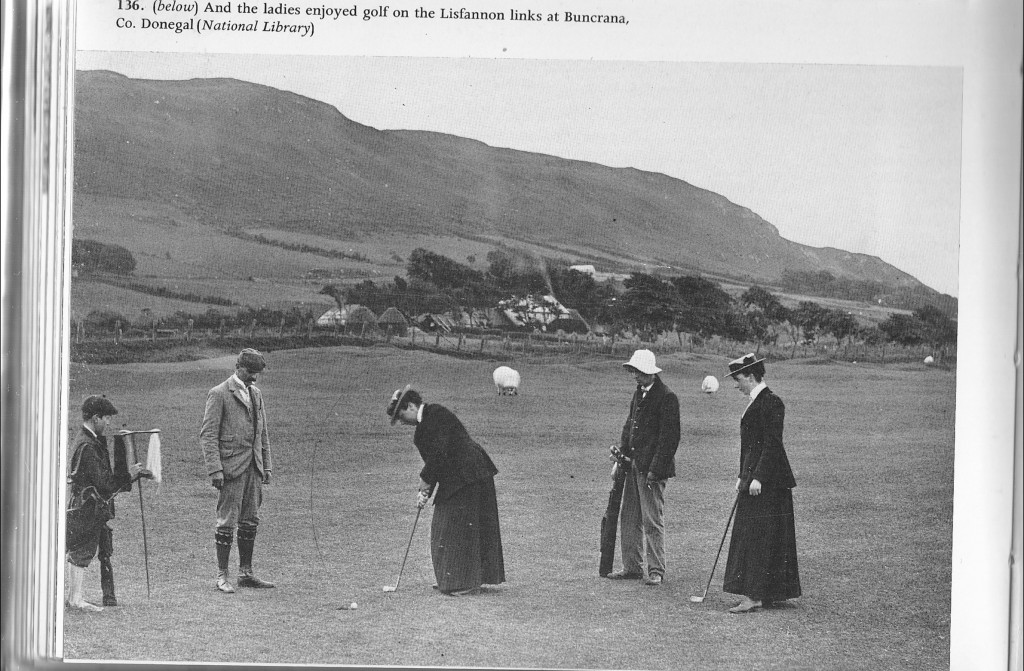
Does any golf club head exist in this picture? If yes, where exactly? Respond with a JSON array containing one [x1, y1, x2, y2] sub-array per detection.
[[689, 595, 706, 603], [382, 585, 397, 593]]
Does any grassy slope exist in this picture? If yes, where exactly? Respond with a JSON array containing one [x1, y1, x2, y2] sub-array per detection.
[[63, 348, 953, 670], [74, 71, 935, 294]]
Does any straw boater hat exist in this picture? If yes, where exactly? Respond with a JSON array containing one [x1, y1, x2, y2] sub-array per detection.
[[726, 353, 766, 378], [387, 384, 414, 425], [622, 349, 662, 375], [236, 348, 267, 372]]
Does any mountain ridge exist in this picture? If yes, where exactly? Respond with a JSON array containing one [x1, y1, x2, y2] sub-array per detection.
[[73, 69, 946, 303]]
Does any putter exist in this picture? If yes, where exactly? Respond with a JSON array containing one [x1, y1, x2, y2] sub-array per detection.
[[383, 506, 422, 593], [690, 493, 740, 603]]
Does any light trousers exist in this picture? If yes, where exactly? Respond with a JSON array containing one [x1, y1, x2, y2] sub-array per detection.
[[619, 463, 667, 577], [216, 463, 262, 531]]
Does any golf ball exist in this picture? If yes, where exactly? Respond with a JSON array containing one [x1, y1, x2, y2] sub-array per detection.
[[350, 602, 358, 609]]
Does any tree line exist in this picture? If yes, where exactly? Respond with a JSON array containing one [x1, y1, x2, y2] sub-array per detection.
[[320, 248, 957, 350], [73, 240, 957, 352]]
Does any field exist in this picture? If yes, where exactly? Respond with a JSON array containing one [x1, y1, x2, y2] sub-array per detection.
[[62, 346, 955, 670]]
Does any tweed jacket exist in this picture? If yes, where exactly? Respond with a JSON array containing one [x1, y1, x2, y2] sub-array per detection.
[[414, 404, 498, 503], [200, 375, 272, 480], [738, 387, 796, 491], [619, 375, 681, 480]]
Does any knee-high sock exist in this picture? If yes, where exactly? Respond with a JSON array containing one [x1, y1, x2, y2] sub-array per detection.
[[215, 529, 233, 573], [237, 526, 256, 572]]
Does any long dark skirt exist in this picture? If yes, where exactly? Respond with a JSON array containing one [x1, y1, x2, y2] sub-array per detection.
[[431, 477, 505, 593], [723, 487, 801, 602]]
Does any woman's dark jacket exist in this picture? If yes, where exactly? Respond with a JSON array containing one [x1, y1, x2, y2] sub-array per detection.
[[738, 388, 796, 492], [414, 404, 498, 503]]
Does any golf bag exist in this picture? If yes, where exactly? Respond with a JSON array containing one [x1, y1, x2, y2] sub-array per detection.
[[599, 463, 628, 577]]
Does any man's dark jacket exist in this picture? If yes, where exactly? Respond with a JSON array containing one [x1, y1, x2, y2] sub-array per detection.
[[619, 375, 681, 480], [66, 428, 132, 546], [738, 387, 796, 492], [414, 404, 498, 502]]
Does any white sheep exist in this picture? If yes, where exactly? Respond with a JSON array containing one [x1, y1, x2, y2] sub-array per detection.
[[923, 355, 935, 364], [701, 375, 720, 394], [493, 366, 521, 395]]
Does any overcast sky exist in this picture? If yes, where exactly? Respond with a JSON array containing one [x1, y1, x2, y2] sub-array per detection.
[[76, 52, 962, 296]]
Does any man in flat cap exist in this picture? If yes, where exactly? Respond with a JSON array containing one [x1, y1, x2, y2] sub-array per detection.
[[200, 348, 275, 593], [606, 349, 680, 586], [66, 395, 151, 611]]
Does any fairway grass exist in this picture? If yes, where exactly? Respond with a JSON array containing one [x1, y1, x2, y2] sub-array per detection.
[[62, 347, 954, 670]]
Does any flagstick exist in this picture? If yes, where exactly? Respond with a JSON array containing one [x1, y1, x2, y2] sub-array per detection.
[[137, 479, 151, 598]]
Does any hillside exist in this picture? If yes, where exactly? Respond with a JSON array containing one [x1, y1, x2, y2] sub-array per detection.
[[73, 70, 951, 311]]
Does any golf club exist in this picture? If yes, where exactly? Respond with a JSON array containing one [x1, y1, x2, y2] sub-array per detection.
[[690, 493, 740, 603], [382, 506, 422, 593]]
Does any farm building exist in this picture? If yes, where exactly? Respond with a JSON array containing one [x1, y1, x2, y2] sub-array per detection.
[[378, 307, 410, 336], [548, 308, 591, 334], [569, 264, 597, 276], [316, 304, 378, 328], [415, 313, 458, 333], [458, 309, 492, 329], [485, 307, 515, 329], [498, 294, 575, 330]]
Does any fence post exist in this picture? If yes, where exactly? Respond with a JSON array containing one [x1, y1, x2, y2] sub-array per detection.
[[457, 333, 464, 351], [150, 321, 157, 343], [186, 319, 194, 342], [411, 327, 416, 345], [480, 336, 486, 353], [279, 317, 286, 337], [307, 318, 314, 339], [219, 319, 226, 338], [435, 332, 441, 347], [249, 319, 257, 339]]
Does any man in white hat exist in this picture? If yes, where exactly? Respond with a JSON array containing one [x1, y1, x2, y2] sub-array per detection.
[[605, 350, 680, 585]]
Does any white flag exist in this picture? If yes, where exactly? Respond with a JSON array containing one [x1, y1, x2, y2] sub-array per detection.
[[146, 433, 163, 487]]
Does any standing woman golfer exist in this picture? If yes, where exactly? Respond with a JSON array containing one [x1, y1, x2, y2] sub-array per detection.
[[388, 386, 506, 596], [722, 354, 801, 613]]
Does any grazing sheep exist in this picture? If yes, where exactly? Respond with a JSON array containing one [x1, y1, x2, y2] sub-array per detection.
[[701, 375, 720, 394], [493, 366, 521, 395], [923, 355, 935, 364]]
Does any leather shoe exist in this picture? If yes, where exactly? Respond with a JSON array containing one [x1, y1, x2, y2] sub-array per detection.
[[605, 570, 643, 580], [215, 576, 236, 593], [728, 598, 762, 613], [444, 586, 480, 597], [643, 574, 663, 586], [102, 596, 118, 606], [237, 574, 276, 588]]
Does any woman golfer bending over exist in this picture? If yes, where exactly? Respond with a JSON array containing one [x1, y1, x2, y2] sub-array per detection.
[[722, 354, 801, 613], [387, 386, 506, 596]]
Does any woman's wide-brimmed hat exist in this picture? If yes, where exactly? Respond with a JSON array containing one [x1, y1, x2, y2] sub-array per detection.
[[726, 353, 766, 378], [387, 384, 414, 424], [622, 349, 662, 375]]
